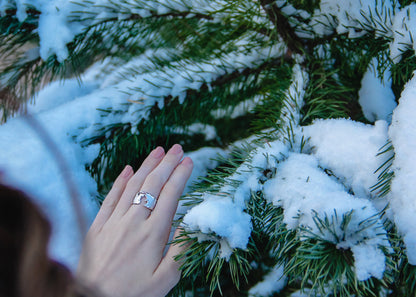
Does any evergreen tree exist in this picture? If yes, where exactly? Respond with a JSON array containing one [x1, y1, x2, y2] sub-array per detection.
[[1, 0, 416, 296]]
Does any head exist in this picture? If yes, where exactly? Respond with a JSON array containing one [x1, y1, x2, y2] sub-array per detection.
[[0, 183, 73, 297]]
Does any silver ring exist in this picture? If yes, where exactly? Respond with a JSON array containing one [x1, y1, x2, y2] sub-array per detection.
[[132, 191, 157, 210]]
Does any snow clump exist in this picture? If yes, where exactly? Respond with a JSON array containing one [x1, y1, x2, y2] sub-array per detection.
[[358, 57, 397, 123], [248, 264, 287, 297], [263, 152, 389, 281], [388, 71, 416, 264]]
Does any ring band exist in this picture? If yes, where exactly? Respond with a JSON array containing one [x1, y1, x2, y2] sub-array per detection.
[[132, 191, 157, 210]]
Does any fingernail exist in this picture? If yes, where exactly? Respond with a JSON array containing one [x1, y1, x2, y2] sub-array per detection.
[[169, 144, 183, 155], [182, 157, 193, 167], [151, 146, 165, 158], [121, 165, 133, 177]]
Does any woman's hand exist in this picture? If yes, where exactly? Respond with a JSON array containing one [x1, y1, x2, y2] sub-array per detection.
[[77, 144, 193, 297]]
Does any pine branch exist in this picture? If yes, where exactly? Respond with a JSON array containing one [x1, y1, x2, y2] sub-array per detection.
[[384, 222, 416, 297], [259, 0, 305, 54], [300, 60, 351, 125], [72, 6, 214, 23], [84, 59, 291, 193], [391, 49, 416, 98], [3, 1, 415, 296], [0, 87, 19, 122], [371, 141, 395, 198], [282, 210, 390, 297]]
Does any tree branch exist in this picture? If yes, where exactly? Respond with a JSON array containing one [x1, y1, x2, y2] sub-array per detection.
[[259, 0, 304, 54]]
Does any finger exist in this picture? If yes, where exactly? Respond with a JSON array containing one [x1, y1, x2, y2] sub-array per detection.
[[111, 146, 165, 218], [89, 165, 133, 233], [149, 157, 193, 237], [126, 144, 184, 220], [153, 228, 189, 295]]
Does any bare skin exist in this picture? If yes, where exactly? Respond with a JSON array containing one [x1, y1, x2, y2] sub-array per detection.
[[77, 144, 193, 297]]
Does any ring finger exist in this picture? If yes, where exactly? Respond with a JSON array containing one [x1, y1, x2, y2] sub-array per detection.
[[126, 144, 184, 221]]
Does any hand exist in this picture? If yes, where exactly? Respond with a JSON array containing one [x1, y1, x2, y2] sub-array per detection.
[[77, 144, 193, 297]]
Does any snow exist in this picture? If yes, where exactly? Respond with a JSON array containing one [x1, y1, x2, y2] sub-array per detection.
[[181, 64, 306, 257], [358, 58, 397, 123], [289, 291, 314, 297], [303, 118, 390, 199], [276, 64, 308, 134], [0, 0, 273, 65], [27, 79, 99, 114], [181, 139, 290, 258], [182, 196, 252, 257], [308, 0, 416, 63], [0, 97, 100, 269], [0, 1, 85, 62], [182, 147, 225, 194], [263, 153, 388, 281], [248, 264, 287, 297], [1, 0, 415, 66], [37, 1, 84, 62], [181, 123, 217, 141], [0, 64, 116, 269], [351, 244, 385, 280], [310, 0, 397, 38], [199, 109, 393, 280], [388, 71, 416, 264], [211, 96, 262, 119], [182, 63, 392, 280], [309, 1, 416, 63], [89, 35, 287, 132]]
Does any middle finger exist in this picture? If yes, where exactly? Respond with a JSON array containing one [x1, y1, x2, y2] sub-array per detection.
[[110, 146, 165, 220]]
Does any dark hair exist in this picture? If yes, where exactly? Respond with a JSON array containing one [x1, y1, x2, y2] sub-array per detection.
[[0, 183, 76, 297]]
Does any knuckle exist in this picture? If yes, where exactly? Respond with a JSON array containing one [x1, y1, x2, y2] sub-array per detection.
[[165, 153, 180, 165], [102, 196, 117, 210], [125, 174, 143, 190], [158, 263, 181, 288], [167, 264, 181, 285], [154, 221, 170, 236], [137, 162, 153, 175], [164, 172, 187, 193], [125, 176, 136, 189], [141, 221, 160, 240], [139, 226, 153, 241], [145, 217, 165, 235], [146, 170, 166, 187], [161, 182, 181, 198]]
